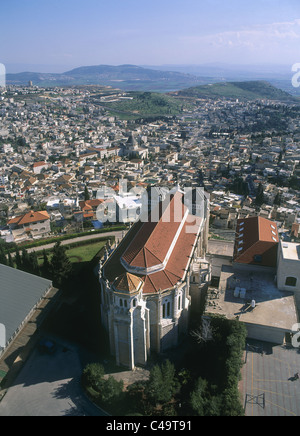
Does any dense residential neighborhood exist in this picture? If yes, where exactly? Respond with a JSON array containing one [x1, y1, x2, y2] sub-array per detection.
[[0, 84, 300, 245]]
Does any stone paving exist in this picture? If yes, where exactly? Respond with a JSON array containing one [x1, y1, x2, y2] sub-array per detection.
[[240, 340, 300, 416]]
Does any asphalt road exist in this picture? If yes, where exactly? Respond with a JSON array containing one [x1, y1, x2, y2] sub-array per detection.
[[0, 338, 106, 416]]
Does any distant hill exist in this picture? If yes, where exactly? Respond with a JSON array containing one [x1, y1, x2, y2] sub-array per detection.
[[6, 64, 208, 92], [172, 80, 298, 102], [102, 91, 189, 120]]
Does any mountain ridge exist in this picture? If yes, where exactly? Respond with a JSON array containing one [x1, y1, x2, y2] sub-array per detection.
[[170, 80, 298, 102], [6, 64, 207, 92], [5, 64, 299, 101]]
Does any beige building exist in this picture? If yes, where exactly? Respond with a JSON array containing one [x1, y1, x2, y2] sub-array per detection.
[[7, 210, 51, 243], [277, 241, 300, 295]]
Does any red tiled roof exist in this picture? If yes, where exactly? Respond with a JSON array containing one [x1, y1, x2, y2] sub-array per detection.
[[122, 191, 187, 270], [104, 192, 202, 294], [114, 273, 143, 294], [140, 216, 200, 293], [79, 199, 104, 211], [33, 161, 47, 167], [233, 216, 279, 267], [8, 210, 50, 226]]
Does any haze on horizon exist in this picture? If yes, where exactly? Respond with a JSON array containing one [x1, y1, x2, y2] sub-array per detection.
[[1, 0, 300, 74]]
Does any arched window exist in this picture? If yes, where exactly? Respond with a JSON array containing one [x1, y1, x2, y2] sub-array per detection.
[[285, 277, 297, 287]]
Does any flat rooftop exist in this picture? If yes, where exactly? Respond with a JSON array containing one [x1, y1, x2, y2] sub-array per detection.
[[281, 241, 300, 261], [206, 265, 298, 331]]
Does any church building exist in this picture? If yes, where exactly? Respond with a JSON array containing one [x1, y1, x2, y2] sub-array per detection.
[[99, 189, 210, 369]]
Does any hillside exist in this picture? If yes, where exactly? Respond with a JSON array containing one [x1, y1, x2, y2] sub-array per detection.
[[102, 91, 189, 120], [172, 80, 298, 102], [6, 64, 207, 92]]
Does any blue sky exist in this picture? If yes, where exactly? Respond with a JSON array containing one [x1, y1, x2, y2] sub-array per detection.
[[2, 0, 300, 72]]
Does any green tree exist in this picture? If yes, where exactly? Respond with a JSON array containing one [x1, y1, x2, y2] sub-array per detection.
[[21, 248, 31, 272], [146, 360, 179, 406], [15, 248, 22, 269], [50, 241, 72, 288], [7, 251, 14, 268], [42, 249, 51, 278], [28, 251, 40, 276], [82, 363, 105, 390], [97, 376, 124, 404], [82, 363, 123, 406], [255, 183, 265, 206], [146, 364, 163, 405], [273, 191, 282, 206], [84, 185, 90, 201], [0, 245, 7, 265], [190, 377, 209, 416]]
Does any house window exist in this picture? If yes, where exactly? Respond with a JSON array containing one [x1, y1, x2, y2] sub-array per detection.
[[285, 277, 297, 287], [133, 299, 136, 307], [120, 299, 123, 306], [254, 254, 262, 263], [124, 299, 128, 308]]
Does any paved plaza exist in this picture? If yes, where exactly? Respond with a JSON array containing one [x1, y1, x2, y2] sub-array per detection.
[[0, 338, 105, 416], [240, 340, 300, 416]]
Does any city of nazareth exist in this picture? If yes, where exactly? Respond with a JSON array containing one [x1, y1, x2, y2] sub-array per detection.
[[0, 81, 300, 416]]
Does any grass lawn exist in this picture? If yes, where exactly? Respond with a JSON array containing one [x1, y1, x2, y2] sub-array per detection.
[[37, 240, 108, 265], [65, 240, 107, 263]]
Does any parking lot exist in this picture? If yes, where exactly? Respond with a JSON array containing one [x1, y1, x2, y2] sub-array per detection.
[[240, 340, 300, 416]]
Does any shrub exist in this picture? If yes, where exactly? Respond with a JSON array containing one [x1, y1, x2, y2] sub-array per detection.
[[82, 363, 105, 390]]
